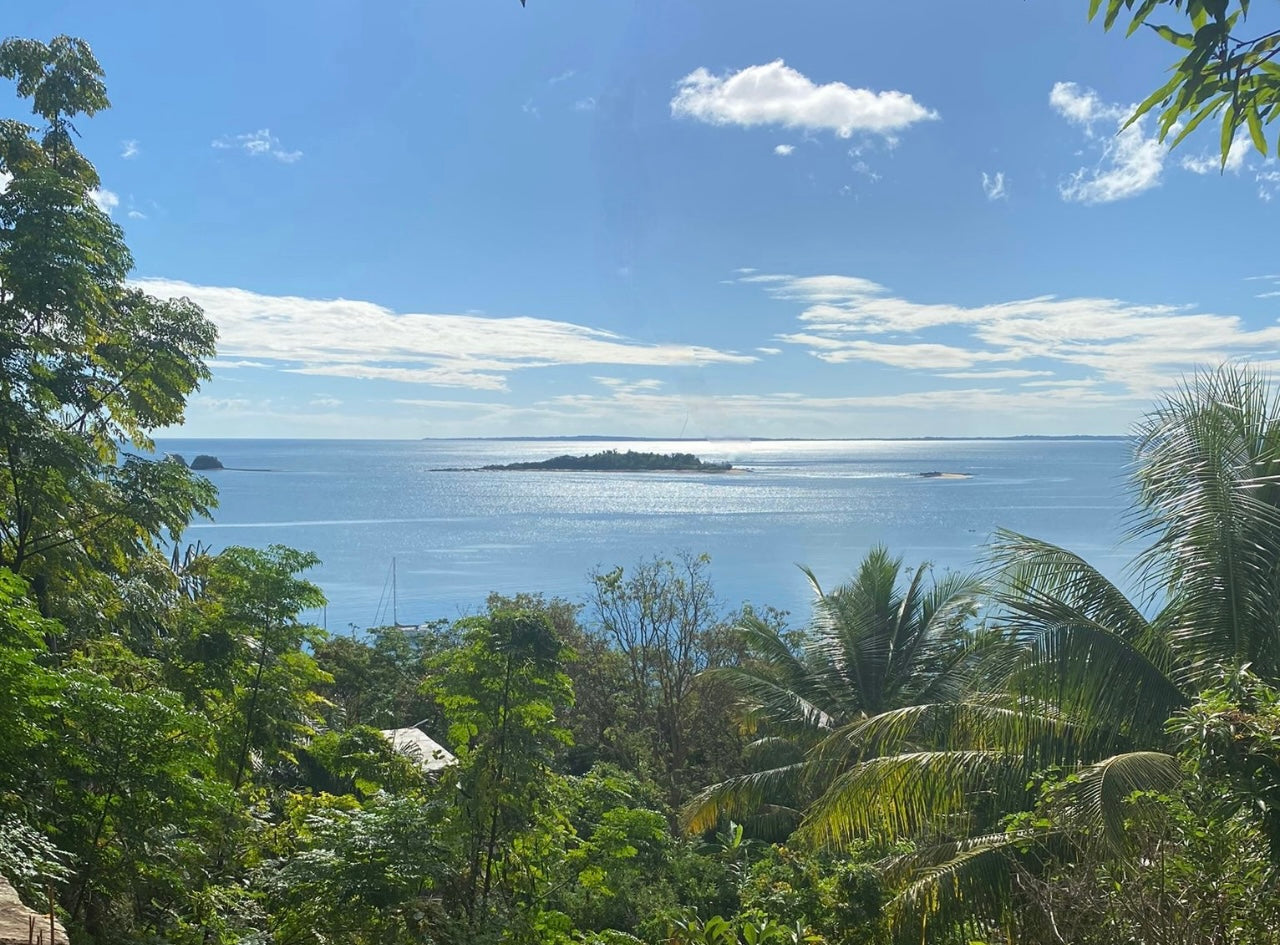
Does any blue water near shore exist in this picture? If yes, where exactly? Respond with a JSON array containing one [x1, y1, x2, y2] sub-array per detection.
[[154, 438, 1137, 633]]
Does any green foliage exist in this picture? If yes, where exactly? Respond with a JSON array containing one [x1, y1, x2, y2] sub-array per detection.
[[685, 549, 984, 839], [1088, 0, 1280, 165], [259, 793, 454, 945], [740, 846, 888, 945], [0, 34, 217, 624], [589, 553, 746, 806], [425, 608, 574, 934]]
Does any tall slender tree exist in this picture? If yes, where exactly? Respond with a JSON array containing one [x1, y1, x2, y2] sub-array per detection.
[[0, 36, 216, 623]]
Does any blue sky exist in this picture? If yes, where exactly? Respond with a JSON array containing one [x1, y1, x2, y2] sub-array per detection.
[[10, 0, 1280, 438]]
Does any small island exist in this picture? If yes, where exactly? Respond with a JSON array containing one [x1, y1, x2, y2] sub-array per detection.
[[189, 454, 225, 471], [450, 449, 734, 473], [917, 471, 973, 479]]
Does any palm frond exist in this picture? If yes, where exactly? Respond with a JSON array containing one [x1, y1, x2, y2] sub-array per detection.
[[1048, 750, 1183, 854], [797, 750, 1031, 848], [1131, 365, 1280, 684], [885, 831, 1029, 945], [680, 761, 813, 835]]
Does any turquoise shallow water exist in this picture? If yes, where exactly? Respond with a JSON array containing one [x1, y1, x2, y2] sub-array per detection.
[[154, 438, 1136, 632]]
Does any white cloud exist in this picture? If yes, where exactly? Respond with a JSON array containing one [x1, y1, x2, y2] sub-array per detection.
[[549, 69, 576, 85], [127, 209, 146, 220], [212, 129, 302, 163], [939, 369, 1053, 379], [774, 144, 795, 156], [89, 188, 119, 215], [121, 139, 140, 159], [671, 60, 936, 139], [574, 97, 597, 112], [756, 347, 783, 355], [1181, 133, 1250, 174], [309, 395, 343, 408], [207, 359, 270, 370], [981, 171, 1007, 200], [1258, 168, 1280, 201], [134, 279, 756, 391], [1050, 81, 1165, 203], [743, 271, 1280, 397]]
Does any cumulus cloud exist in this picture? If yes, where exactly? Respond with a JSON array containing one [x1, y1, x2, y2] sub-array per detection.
[[1050, 81, 1165, 203], [133, 279, 756, 391], [743, 271, 1280, 397], [671, 60, 936, 139], [981, 171, 1007, 200], [89, 188, 119, 215], [212, 129, 302, 163], [774, 144, 795, 156]]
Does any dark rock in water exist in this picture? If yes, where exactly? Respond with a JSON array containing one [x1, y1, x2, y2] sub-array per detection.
[[165, 453, 188, 467], [190, 454, 224, 471], [917, 471, 972, 479]]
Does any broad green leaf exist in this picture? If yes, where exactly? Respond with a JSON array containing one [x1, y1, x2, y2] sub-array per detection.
[[1247, 102, 1267, 155]]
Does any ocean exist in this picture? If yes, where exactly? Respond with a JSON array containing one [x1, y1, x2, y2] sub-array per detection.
[[153, 438, 1137, 633]]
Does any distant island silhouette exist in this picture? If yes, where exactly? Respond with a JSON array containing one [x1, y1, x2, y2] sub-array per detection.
[[437, 449, 735, 473]]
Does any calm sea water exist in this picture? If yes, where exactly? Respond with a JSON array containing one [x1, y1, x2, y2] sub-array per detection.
[[153, 438, 1137, 632]]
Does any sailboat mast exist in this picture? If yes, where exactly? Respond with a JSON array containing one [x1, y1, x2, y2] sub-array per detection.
[[392, 557, 398, 626]]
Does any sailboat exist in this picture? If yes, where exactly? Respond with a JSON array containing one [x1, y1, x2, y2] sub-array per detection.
[[373, 557, 417, 628]]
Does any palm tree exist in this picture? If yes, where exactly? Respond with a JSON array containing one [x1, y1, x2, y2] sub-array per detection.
[[784, 365, 1280, 940], [683, 546, 985, 838]]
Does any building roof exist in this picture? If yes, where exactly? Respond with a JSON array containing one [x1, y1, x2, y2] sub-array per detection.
[[380, 727, 456, 772]]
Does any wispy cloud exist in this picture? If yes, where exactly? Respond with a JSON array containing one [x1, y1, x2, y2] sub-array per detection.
[[981, 171, 1007, 200], [121, 139, 140, 159], [212, 129, 302, 163], [1181, 133, 1250, 175], [548, 69, 576, 85], [671, 60, 936, 139], [134, 279, 756, 391], [743, 271, 1280, 397], [774, 144, 795, 156], [1050, 82, 1164, 203]]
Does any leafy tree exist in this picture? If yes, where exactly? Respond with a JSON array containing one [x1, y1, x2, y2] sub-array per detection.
[[0, 35, 216, 620], [1087, 0, 1280, 165], [779, 366, 1280, 941], [34, 640, 231, 942], [259, 793, 454, 945], [189, 545, 328, 791], [589, 553, 744, 806], [425, 608, 573, 936], [314, 620, 452, 730], [684, 549, 983, 840]]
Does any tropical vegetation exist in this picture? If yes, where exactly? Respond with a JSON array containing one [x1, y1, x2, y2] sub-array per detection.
[[5, 17, 1280, 945]]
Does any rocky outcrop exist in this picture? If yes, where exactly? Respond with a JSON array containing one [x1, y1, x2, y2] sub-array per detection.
[[0, 878, 66, 944], [189, 454, 224, 471]]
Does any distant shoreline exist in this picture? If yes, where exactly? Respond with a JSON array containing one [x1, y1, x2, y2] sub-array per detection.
[[155, 434, 1131, 444], [420, 434, 1130, 443]]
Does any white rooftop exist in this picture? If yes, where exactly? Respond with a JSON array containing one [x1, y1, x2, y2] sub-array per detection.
[[380, 727, 456, 772]]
